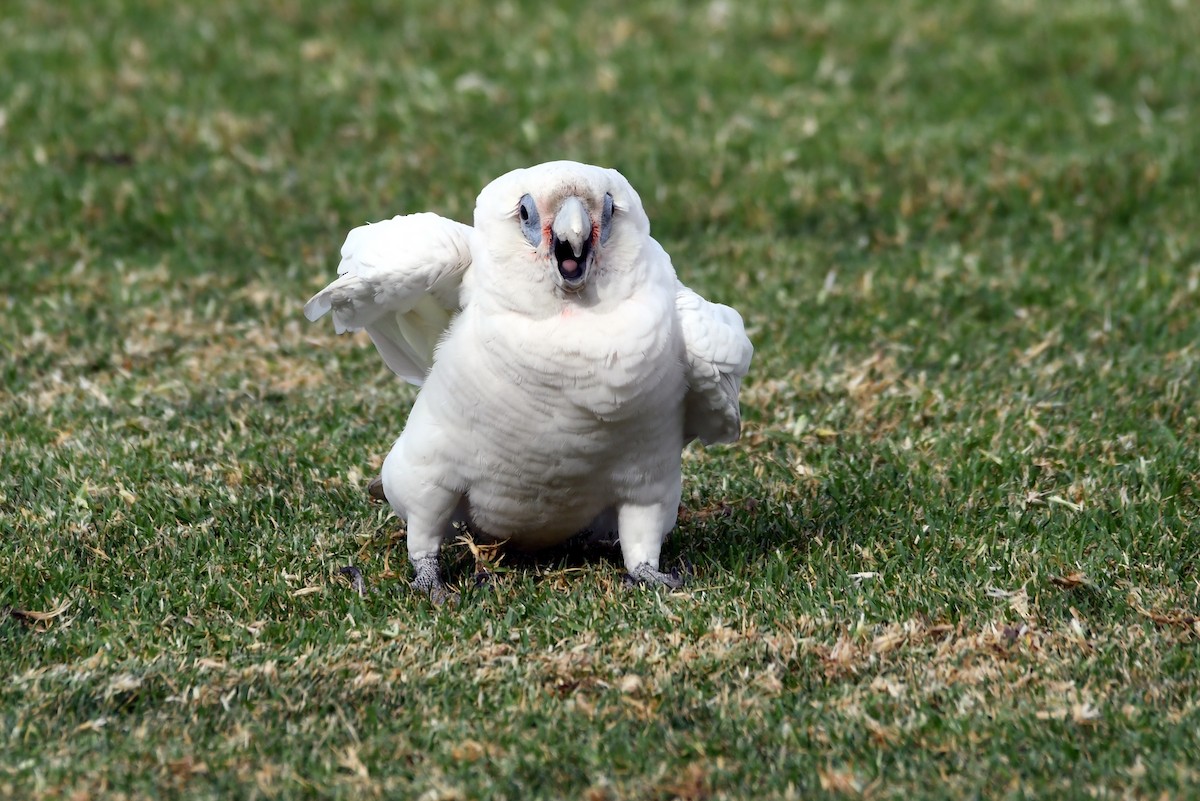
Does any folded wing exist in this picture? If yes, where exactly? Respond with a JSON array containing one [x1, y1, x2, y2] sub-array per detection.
[[304, 213, 473, 385], [677, 283, 754, 445]]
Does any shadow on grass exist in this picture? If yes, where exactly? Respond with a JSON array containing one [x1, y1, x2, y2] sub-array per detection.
[[368, 492, 821, 593]]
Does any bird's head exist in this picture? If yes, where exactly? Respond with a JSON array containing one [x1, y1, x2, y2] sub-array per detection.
[[472, 161, 650, 310]]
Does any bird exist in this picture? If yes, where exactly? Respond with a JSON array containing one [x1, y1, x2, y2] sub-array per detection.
[[305, 161, 753, 600]]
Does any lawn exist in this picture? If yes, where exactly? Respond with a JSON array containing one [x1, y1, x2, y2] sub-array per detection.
[[2, 0, 1198, 798]]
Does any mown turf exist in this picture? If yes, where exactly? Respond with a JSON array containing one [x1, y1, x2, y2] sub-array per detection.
[[2, 0, 1199, 798]]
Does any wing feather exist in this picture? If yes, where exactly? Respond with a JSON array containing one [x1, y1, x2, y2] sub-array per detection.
[[677, 282, 754, 445], [304, 213, 473, 386]]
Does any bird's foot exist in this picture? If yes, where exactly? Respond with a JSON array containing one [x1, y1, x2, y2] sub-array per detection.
[[623, 562, 686, 590], [411, 555, 456, 606]]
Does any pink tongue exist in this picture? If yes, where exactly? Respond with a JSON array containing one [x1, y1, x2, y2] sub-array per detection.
[[561, 259, 580, 276]]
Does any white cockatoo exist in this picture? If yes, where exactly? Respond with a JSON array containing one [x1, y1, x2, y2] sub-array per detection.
[[306, 161, 753, 598]]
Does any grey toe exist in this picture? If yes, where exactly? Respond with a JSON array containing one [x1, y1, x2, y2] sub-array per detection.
[[338, 565, 366, 597], [623, 562, 686, 589]]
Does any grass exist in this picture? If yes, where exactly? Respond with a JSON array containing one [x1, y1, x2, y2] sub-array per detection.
[[2, 0, 1199, 797]]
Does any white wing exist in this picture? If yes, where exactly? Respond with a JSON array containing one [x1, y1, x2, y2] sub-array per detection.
[[677, 282, 754, 445], [304, 213, 473, 386]]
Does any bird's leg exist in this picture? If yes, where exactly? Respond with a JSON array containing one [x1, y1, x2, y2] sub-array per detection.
[[616, 501, 685, 589], [400, 485, 464, 605]]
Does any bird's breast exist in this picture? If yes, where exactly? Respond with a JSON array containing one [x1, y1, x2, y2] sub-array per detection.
[[489, 294, 681, 413], [419, 293, 686, 541]]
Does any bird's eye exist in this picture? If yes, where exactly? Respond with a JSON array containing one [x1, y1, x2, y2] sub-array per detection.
[[517, 193, 541, 246], [599, 192, 615, 245]]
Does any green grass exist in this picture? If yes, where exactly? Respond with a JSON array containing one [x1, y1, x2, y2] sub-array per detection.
[[3, 0, 1199, 797]]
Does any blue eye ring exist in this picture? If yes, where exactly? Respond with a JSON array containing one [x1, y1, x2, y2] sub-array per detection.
[[518, 194, 541, 246], [600, 192, 615, 245]]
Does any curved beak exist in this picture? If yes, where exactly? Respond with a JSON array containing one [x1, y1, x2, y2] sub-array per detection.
[[551, 196, 592, 291]]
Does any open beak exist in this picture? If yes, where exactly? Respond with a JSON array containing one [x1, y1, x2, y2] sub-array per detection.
[[551, 196, 593, 291]]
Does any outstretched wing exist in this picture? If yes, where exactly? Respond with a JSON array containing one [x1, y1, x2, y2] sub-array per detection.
[[676, 283, 754, 445], [304, 213, 473, 386]]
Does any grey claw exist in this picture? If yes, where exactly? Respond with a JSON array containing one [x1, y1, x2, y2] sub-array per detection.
[[430, 586, 458, 606], [623, 562, 686, 589], [367, 476, 387, 502], [338, 565, 366, 597]]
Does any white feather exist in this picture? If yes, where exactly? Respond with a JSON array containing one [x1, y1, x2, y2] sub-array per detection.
[[676, 281, 754, 444], [304, 212, 472, 385]]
